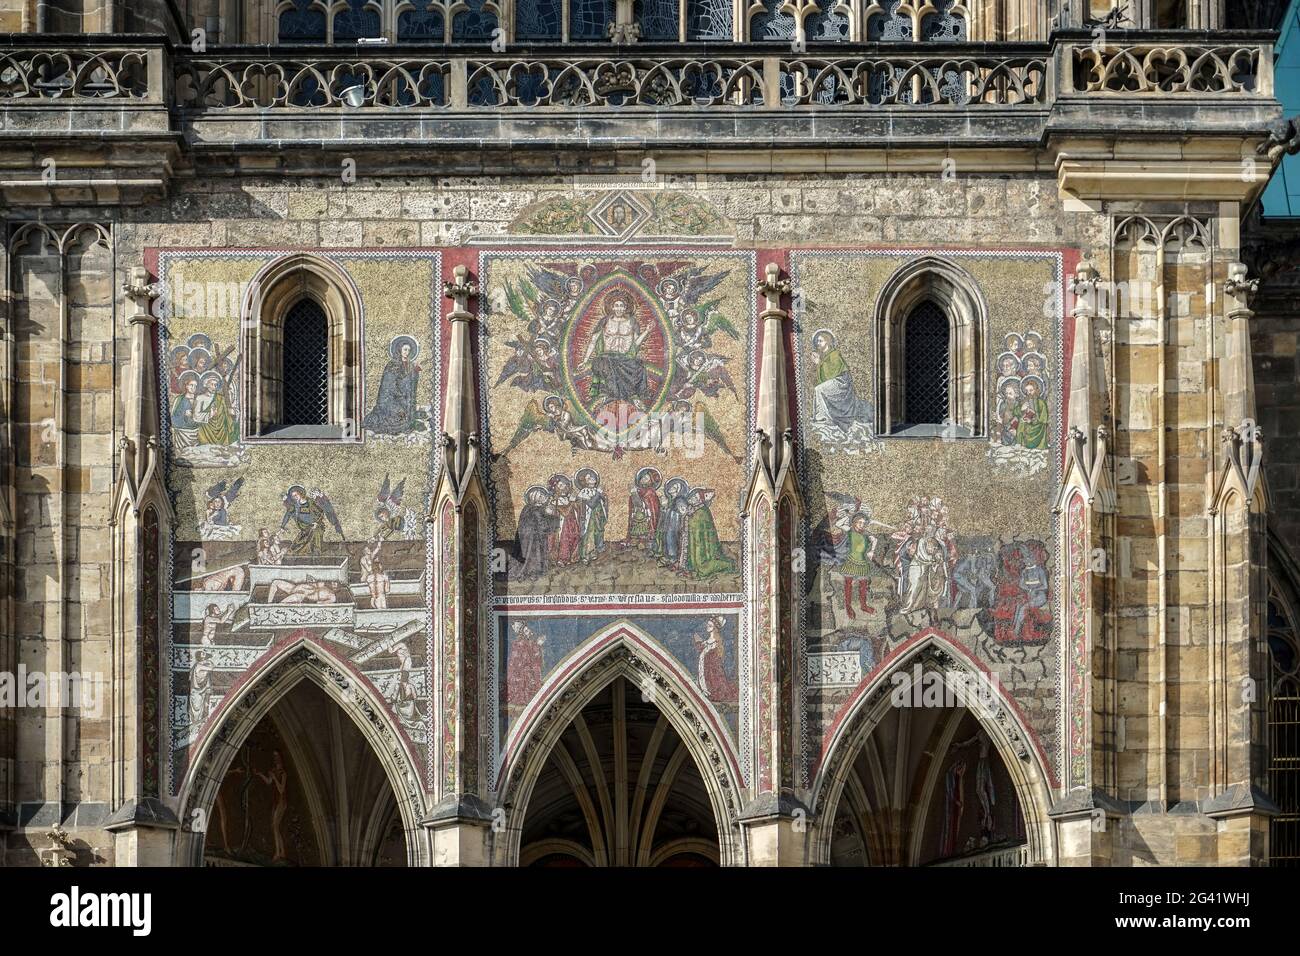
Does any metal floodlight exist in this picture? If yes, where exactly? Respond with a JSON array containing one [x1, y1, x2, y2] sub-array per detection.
[[341, 84, 366, 107]]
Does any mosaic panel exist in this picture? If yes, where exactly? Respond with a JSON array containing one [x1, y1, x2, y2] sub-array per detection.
[[156, 250, 441, 795], [791, 249, 1066, 784]]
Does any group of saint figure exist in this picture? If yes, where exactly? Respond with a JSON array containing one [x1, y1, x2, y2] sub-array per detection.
[[992, 331, 1050, 451], [169, 333, 240, 453], [514, 469, 611, 578], [625, 467, 736, 579], [511, 465, 736, 581]]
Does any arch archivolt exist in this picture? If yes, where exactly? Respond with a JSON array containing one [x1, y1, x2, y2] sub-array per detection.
[[174, 639, 428, 867], [494, 623, 744, 867], [808, 629, 1055, 866]]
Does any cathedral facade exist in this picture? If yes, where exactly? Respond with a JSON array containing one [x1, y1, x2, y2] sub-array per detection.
[[0, 0, 1297, 867]]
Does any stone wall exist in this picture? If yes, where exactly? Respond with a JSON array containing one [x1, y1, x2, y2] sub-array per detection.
[[3, 223, 118, 866], [0, 161, 1285, 865]]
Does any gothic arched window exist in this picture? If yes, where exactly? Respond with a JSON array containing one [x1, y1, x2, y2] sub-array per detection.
[[282, 299, 330, 427], [279, 0, 327, 43], [333, 0, 382, 40], [453, 0, 499, 40], [877, 258, 985, 438], [867, 0, 967, 41], [398, 2, 446, 40], [511, 0, 735, 42], [902, 301, 950, 428], [242, 254, 362, 441]]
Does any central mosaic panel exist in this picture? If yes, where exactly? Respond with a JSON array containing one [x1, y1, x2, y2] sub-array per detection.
[[479, 250, 756, 756]]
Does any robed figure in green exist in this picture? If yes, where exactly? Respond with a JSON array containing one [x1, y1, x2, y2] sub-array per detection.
[[679, 489, 736, 579], [196, 372, 239, 446], [1016, 376, 1050, 450]]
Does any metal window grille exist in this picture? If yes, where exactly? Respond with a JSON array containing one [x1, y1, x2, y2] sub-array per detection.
[[903, 300, 950, 426], [1269, 596, 1300, 866], [282, 298, 329, 427]]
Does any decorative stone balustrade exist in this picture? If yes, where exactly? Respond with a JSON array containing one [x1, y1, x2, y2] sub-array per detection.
[[171, 50, 1054, 110], [0, 45, 159, 101], [0, 35, 1274, 111], [1070, 42, 1265, 95], [0, 32, 1281, 204]]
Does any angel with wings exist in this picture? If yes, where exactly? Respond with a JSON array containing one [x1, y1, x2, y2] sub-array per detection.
[[495, 336, 561, 393], [499, 395, 599, 457], [662, 400, 741, 462], [280, 484, 343, 556], [200, 477, 245, 540], [672, 301, 739, 353], [674, 350, 739, 401], [374, 473, 415, 541]]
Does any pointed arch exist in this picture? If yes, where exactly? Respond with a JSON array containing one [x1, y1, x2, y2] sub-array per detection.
[[495, 622, 744, 866], [809, 628, 1054, 866], [174, 639, 428, 866], [240, 252, 364, 440], [875, 256, 987, 437]]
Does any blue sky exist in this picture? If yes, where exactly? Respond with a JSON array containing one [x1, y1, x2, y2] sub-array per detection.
[[1263, 0, 1300, 216]]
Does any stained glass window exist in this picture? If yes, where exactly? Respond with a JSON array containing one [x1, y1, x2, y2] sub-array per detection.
[[571, 0, 611, 39], [333, 0, 381, 40], [517, 0, 563, 40], [866, 1, 912, 40], [806, 4, 849, 41], [638, 0, 679, 40], [920, 0, 967, 41], [282, 299, 329, 427], [453, 0, 499, 41], [903, 301, 950, 426], [686, 0, 732, 40], [279, 0, 326, 43], [752, 0, 795, 41], [397, 1, 446, 41]]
